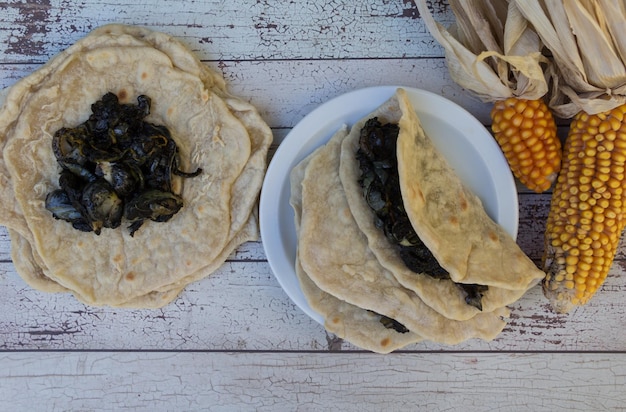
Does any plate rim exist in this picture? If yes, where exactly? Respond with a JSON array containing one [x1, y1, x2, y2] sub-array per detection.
[[259, 85, 518, 325]]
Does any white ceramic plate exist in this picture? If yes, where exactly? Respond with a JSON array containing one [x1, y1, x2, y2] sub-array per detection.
[[259, 86, 518, 325]]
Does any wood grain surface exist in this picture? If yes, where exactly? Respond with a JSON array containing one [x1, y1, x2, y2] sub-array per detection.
[[2, 352, 625, 411], [1, 1, 625, 410]]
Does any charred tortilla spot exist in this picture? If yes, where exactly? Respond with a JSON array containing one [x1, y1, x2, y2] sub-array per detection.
[[141, 72, 148, 80], [459, 194, 468, 211], [380, 338, 390, 347], [332, 317, 340, 324], [125, 272, 135, 281], [113, 254, 123, 264], [118, 89, 128, 101], [167, 107, 174, 117], [489, 231, 498, 242]]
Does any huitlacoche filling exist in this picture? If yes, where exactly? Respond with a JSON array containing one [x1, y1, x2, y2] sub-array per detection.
[[45, 92, 202, 236], [357, 117, 488, 314]]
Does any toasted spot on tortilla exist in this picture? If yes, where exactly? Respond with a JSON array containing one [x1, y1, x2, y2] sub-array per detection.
[[332, 317, 340, 324], [341, 206, 352, 222], [113, 254, 123, 264], [118, 89, 128, 101], [409, 185, 424, 203], [459, 194, 468, 211], [380, 338, 390, 347], [141, 72, 148, 80], [407, 186, 416, 199], [125, 272, 135, 281], [489, 231, 498, 242], [167, 107, 174, 117]]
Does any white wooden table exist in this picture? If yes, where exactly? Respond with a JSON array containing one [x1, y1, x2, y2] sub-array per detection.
[[1, 1, 625, 410]]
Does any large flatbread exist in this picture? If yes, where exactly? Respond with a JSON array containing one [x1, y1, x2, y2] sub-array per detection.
[[290, 145, 424, 353], [394, 88, 544, 290], [297, 125, 508, 345], [0, 25, 272, 307], [9, 210, 258, 308], [339, 90, 532, 320]]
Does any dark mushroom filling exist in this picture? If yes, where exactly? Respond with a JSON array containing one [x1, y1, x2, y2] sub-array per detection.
[[378, 312, 410, 334], [356, 117, 488, 311], [45, 92, 201, 236]]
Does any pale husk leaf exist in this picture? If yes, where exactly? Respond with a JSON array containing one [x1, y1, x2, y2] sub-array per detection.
[[416, 0, 549, 101], [514, 0, 626, 117], [562, 0, 626, 89], [449, 0, 505, 56], [598, 0, 626, 64]]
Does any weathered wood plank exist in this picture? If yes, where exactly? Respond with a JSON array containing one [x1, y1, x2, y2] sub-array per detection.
[[0, 259, 329, 351], [517, 193, 549, 262], [0, 227, 10, 262], [0, 0, 452, 64], [220, 58, 494, 127], [0, 58, 494, 126], [1, 351, 625, 411], [2, 254, 626, 351]]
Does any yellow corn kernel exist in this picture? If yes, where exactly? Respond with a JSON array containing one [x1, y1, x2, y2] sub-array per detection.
[[543, 104, 626, 313], [610, 114, 623, 130], [491, 97, 561, 193]]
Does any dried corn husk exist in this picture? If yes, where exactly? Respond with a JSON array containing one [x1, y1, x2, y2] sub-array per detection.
[[514, 0, 626, 117], [415, 0, 551, 102]]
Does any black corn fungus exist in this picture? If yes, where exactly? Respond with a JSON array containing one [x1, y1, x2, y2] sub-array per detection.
[[45, 92, 201, 236], [378, 314, 410, 334], [368, 310, 410, 333], [357, 117, 487, 310]]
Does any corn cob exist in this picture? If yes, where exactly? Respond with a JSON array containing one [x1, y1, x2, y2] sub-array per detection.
[[543, 104, 626, 313], [415, 0, 561, 193], [491, 97, 561, 193]]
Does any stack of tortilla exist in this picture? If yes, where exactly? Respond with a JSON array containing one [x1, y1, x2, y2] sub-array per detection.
[[291, 89, 544, 353], [0, 24, 272, 308]]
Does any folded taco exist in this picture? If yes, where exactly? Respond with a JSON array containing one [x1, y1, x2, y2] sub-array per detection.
[[290, 145, 424, 353], [339, 88, 544, 320]]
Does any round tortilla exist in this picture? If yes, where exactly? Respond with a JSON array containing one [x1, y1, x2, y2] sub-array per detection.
[[339, 90, 533, 320], [8, 205, 259, 309], [297, 126, 508, 345], [0, 25, 272, 307]]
